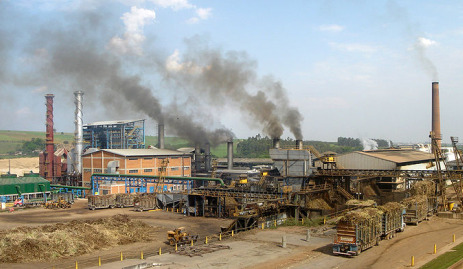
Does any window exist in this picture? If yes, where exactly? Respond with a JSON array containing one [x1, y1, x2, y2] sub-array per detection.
[[128, 158, 138, 161], [144, 157, 153, 160], [171, 167, 179, 171], [129, 170, 138, 173], [171, 157, 179, 160], [183, 167, 190, 170], [84, 169, 92, 173], [93, 169, 102, 173], [144, 169, 153, 172]]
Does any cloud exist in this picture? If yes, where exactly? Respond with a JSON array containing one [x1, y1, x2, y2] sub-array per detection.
[[32, 86, 48, 93], [187, 7, 212, 24], [150, 0, 194, 10], [318, 24, 345, 32], [107, 6, 156, 55], [165, 49, 203, 74], [15, 107, 31, 116], [329, 42, 378, 53], [416, 37, 437, 48]]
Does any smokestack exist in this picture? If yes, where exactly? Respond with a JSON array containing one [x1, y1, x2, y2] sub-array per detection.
[[432, 82, 441, 151], [273, 138, 281, 149], [194, 143, 201, 172], [45, 94, 54, 182], [204, 143, 211, 171], [158, 123, 165, 149], [74, 91, 83, 174], [296, 139, 303, 149], [227, 140, 233, 170]]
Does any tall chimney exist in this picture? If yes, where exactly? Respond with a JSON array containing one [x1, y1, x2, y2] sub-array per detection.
[[204, 142, 211, 171], [432, 82, 441, 151], [194, 143, 201, 172], [158, 123, 165, 149], [74, 91, 83, 174], [273, 138, 281, 149], [296, 139, 303, 149], [227, 140, 233, 170], [45, 94, 54, 182]]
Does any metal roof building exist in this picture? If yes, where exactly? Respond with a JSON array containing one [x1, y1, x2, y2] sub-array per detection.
[[0, 174, 50, 195], [333, 149, 436, 170]]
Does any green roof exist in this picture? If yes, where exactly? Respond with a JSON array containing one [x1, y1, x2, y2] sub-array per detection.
[[0, 176, 50, 195]]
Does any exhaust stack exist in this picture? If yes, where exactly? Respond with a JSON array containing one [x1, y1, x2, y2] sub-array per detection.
[[273, 138, 281, 149], [432, 82, 441, 151], [45, 94, 54, 182], [158, 124, 165, 149], [74, 91, 83, 174], [204, 143, 211, 171], [296, 139, 303, 149], [194, 143, 201, 172], [227, 140, 233, 170]]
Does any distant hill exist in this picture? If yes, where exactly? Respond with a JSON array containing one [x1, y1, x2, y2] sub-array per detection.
[[0, 130, 233, 158]]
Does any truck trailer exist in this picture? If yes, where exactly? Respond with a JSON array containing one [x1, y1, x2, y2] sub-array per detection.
[[333, 207, 383, 256], [402, 195, 428, 225]]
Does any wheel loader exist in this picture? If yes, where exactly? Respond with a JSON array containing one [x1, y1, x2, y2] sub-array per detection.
[[167, 227, 199, 246]]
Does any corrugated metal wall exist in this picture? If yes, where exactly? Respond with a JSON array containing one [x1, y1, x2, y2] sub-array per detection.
[[337, 152, 396, 170]]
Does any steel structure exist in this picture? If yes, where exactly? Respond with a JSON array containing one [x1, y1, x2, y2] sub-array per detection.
[[83, 119, 145, 149], [74, 91, 84, 174]]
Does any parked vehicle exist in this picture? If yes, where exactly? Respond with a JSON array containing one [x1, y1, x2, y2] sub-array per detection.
[[167, 227, 199, 246], [116, 193, 137, 208], [134, 193, 158, 212], [88, 195, 116, 210]]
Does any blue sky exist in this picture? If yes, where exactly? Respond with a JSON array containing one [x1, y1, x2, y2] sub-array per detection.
[[1, 0, 462, 144]]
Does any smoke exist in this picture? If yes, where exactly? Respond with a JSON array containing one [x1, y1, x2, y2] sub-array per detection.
[[162, 36, 303, 139], [386, 0, 438, 80], [3, 6, 232, 146], [362, 138, 378, 151], [413, 37, 438, 80]]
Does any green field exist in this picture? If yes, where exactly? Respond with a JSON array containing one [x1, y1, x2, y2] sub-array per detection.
[[0, 130, 235, 158], [420, 241, 463, 269]]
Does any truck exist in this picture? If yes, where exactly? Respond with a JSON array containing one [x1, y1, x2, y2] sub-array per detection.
[[333, 207, 382, 256], [167, 227, 199, 246], [378, 202, 405, 239], [402, 195, 428, 225], [115, 193, 137, 208], [134, 193, 158, 212], [88, 194, 116, 210]]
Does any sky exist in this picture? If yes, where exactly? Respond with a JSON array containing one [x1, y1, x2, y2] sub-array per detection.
[[0, 0, 462, 144]]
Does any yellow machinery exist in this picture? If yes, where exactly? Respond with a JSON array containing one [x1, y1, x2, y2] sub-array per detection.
[[45, 197, 71, 209], [167, 227, 198, 246]]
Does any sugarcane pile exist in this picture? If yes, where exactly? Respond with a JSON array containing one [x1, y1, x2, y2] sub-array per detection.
[[345, 199, 376, 208], [410, 181, 435, 197], [339, 207, 383, 227], [378, 202, 403, 214]]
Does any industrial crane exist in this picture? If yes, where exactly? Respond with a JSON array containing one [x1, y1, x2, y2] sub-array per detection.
[[430, 132, 463, 210]]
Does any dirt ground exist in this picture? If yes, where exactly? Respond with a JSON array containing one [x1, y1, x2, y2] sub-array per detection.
[[80, 217, 463, 269], [0, 199, 233, 269], [0, 157, 39, 176]]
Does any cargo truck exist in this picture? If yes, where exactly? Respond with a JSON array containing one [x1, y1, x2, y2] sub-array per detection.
[[402, 195, 428, 225], [115, 193, 137, 208], [333, 207, 383, 256], [134, 194, 158, 212], [379, 202, 405, 239]]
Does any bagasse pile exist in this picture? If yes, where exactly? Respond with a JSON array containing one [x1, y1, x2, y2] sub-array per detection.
[[410, 181, 435, 196], [0, 214, 152, 263], [305, 198, 333, 210], [345, 199, 376, 207]]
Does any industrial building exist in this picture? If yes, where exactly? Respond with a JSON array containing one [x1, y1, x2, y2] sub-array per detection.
[[326, 149, 436, 170], [0, 173, 50, 203], [81, 148, 192, 191], [83, 119, 145, 149]]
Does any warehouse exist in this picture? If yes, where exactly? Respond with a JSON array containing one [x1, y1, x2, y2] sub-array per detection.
[[329, 149, 436, 170], [81, 148, 192, 189], [0, 173, 51, 203]]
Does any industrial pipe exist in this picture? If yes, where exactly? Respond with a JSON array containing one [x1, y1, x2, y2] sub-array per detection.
[[296, 140, 303, 149], [194, 143, 201, 172], [273, 138, 281, 149], [91, 173, 225, 186], [204, 142, 211, 171]]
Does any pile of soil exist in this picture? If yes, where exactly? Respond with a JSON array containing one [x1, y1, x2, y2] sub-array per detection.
[[0, 214, 152, 263]]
